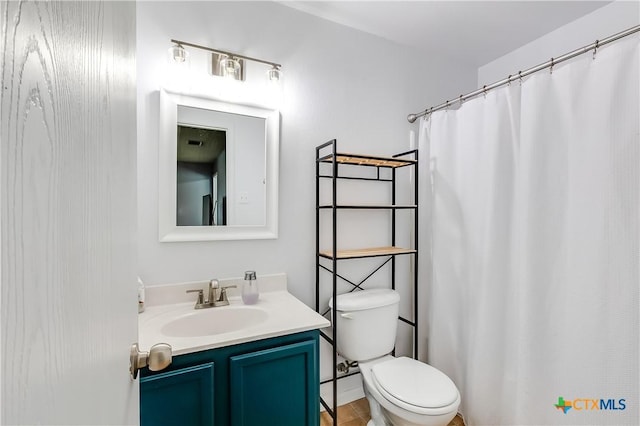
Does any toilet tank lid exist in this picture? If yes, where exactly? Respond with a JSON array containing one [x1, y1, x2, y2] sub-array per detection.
[[329, 289, 400, 312]]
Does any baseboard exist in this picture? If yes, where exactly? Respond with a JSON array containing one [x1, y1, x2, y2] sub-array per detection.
[[319, 374, 365, 411], [337, 385, 365, 406]]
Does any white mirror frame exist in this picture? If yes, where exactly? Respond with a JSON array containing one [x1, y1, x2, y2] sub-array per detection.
[[158, 89, 279, 241]]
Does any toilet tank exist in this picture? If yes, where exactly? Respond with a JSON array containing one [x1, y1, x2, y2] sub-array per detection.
[[329, 289, 400, 362]]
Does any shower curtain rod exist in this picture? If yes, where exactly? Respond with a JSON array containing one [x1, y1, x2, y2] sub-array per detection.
[[407, 24, 640, 123]]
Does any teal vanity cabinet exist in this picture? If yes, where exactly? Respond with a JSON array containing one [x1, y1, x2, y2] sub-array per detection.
[[140, 363, 215, 425], [140, 330, 320, 426]]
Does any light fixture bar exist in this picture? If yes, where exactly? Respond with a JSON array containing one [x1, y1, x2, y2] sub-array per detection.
[[170, 39, 281, 69]]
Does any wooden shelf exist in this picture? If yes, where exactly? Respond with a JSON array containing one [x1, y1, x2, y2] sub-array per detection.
[[319, 246, 416, 260], [319, 152, 416, 168], [318, 204, 417, 210]]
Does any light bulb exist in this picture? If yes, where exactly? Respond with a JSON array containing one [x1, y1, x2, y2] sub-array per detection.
[[267, 66, 282, 82], [220, 56, 241, 79], [168, 43, 188, 63]]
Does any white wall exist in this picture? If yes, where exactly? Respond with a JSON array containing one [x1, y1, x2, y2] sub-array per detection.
[[478, 0, 640, 84], [137, 1, 476, 304]]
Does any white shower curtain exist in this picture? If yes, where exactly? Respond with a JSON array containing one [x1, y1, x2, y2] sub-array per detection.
[[419, 34, 639, 425]]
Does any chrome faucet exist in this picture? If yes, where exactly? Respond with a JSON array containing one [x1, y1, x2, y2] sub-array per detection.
[[186, 279, 237, 309], [208, 279, 219, 306]]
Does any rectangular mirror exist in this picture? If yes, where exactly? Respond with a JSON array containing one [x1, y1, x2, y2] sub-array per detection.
[[159, 89, 279, 241]]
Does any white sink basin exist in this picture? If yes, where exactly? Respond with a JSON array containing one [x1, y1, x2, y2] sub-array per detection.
[[160, 306, 268, 337], [139, 286, 331, 355]]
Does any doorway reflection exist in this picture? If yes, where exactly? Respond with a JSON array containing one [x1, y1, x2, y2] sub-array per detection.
[[176, 125, 226, 226]]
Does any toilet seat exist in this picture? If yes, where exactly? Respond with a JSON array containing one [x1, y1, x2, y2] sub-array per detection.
[[371, 357, 460, 415]]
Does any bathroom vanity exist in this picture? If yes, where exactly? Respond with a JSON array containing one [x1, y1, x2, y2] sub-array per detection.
[[140, 330, 319, 426], [138, 274, 329, 426]]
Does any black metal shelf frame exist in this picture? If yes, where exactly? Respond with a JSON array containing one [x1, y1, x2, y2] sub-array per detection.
[[315, 139, 419, 426], [318, 205, 417, 210]]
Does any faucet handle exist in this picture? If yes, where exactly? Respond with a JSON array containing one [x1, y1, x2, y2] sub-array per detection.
[[215, 285, 237, 304], [220, 284, 237, 293], [186, 289, 204, 306]]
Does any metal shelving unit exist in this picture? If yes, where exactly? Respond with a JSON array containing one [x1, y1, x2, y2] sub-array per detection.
[[315, 139, 418, 426]]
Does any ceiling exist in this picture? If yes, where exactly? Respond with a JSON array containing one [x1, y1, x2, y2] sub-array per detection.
[[177, 125, 225, 163], [280, 1, 612, 66]]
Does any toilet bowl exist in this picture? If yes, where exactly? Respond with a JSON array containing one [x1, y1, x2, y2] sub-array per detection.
[[359, 355, 460, 426], [330, 289, 461, 426]]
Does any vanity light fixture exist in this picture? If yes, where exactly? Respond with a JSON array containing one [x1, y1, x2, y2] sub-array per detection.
[[169, 39, 282, 83]]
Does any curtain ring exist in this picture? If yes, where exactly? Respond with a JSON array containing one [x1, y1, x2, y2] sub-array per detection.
[[550, 57, 554, 74], [593, 39, 599, 59], [518, 71, 523, 85], [483, 85, 487, 98], [445, 100, 450, 110], [507, 74, 512, 86], [459, 94, 463, 105], [425, 108, 430, 118]]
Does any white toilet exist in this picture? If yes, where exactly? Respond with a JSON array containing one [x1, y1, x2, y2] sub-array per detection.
[[330, 289, 460, 426]]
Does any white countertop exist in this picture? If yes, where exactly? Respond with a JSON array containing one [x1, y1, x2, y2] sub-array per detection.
[[139, 288, 330, 356]]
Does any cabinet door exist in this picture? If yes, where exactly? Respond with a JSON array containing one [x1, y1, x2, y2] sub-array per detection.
[[140, 362, 214, 426], [230, 340, 319, 426]]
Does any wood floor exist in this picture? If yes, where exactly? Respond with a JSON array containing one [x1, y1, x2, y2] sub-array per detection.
[[320, 398, 465, 426]]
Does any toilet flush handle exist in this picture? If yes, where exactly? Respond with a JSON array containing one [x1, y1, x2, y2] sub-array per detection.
[[340, 313, 354, 319]]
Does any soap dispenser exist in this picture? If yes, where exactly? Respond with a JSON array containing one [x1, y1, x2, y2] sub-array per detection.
[[242, 271, 259, 305]]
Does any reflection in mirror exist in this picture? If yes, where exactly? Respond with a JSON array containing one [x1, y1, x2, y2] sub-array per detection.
[[176, 105, 267, 227], [176, 125, 226, 226], [159, 89, 279, 241]]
